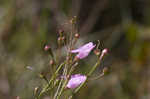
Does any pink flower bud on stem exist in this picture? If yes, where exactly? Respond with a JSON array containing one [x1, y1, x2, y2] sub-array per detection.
[[74, 33, 80, 38], [88, 48, 108, 76], [58, 37, 62, 44], [34, 87, 39, 95], [58, 36, 66, 46], [50, 59, 55, 65], [99, 48, 108, 60], [44, 45, 51, 51], [49, 59, 55, 74], [44, 44, 54, 58]]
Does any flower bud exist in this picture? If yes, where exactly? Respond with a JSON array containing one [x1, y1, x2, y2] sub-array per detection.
[[103, 67, 109, 75], [44, 44, 54, 58], [58, 37, 61, 42], [58, 36, 66, 46], [74, 33, 80, 38], [34, 87, 39, 95], [100, 48, 108, 60], [44, 45, 51, 51], [102, 48, 108, 55], [49, 59, 54, 65]]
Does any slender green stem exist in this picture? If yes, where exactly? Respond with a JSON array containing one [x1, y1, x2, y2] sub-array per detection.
[[74, 59, 101, 94], [53, 78, 63, 99], [56, 52, 74, 99], [71, 64, 105, 99], [87, 61, 100, 76], [57, 79, 68, 99], [38, 62, 66, 98], [53, 63, 68, 99]]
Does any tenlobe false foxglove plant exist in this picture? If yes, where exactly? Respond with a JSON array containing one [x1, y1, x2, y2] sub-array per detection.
[[36, 17, 108, 99]]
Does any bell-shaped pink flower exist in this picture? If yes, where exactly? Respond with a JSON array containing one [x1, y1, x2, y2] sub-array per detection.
[[66, 74, 87, 89], [71, 42, 96, 59]]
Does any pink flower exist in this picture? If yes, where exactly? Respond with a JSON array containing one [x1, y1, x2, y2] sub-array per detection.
[[66, 74, 87, 89], [71, 42, 96, 59]]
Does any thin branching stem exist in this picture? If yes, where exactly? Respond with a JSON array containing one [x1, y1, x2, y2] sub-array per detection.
[[37, 62, 66, 98]]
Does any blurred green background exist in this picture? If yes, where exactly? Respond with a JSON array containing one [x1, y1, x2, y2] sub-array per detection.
[[0, 0, 150, 99]]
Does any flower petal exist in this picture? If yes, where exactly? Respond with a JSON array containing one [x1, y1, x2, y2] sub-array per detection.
[[66, 74, 87, 89], [71, 42, 95, 59]]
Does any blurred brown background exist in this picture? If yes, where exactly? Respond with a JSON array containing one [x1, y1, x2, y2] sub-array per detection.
[[0, 0, 150, 99]]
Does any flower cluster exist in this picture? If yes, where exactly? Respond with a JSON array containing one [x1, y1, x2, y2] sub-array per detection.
[[36, 17, 108, 99]]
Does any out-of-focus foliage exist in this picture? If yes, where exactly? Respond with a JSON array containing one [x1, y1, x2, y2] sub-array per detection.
[[0, 0, 150, 99]]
